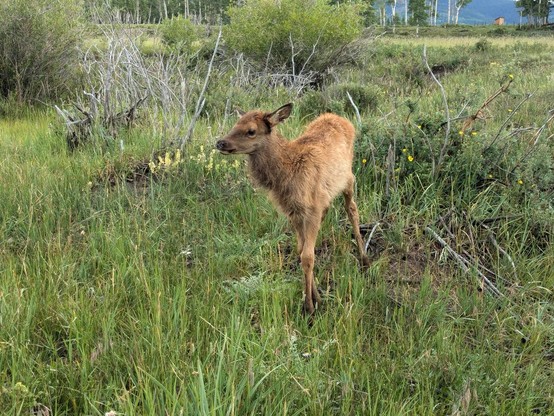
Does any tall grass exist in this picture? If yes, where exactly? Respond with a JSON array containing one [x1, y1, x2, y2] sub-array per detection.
[[0, 33, 553, 415]]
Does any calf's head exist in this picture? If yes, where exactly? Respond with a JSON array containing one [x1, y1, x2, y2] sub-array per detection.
[[215, 103, 292, 155]]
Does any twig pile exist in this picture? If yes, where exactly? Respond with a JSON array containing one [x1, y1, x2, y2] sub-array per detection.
[[55, 95, 146, 150]]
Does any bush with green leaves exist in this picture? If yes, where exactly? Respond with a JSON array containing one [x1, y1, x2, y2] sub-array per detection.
[[159, 15, 199, 53], [297, 82, 379, 119], [328, 83, 379, 114], [0, 0, 82, 105], [225, 0, 363, 74], [474, 38, 492, 52], [296, 89, 342, 119]]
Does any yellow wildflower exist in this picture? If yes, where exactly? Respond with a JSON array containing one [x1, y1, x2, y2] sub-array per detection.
[[517, 179, 523, 185], [13, 382, 29, 395], [402, 148, 408, 153], [509, 74, 514, 79], [459, 130, 464, 136], [362, 158, 367, 164], [407, 155, 414, 162]]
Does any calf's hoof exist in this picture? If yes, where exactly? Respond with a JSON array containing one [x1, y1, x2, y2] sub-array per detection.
[[360, 255, 370, 271]]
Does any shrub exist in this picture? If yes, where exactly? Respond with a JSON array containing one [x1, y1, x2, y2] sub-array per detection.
[[489, 26, 507, 36], [474, 38, 492, 52], [296, 90, 342, 119], [328, 83, 379, 115], [225, 0, 363, 74], [297, 82, 378, 119], [0, 0, 83, 104], [159, 15, 199, 53]]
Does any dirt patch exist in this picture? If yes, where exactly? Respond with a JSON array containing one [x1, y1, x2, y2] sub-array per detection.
[[361, 222, 457, 303]]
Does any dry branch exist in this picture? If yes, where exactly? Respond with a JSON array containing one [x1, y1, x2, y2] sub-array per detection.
[[425, 226, 504, 297], [485, 92, 534, 152], [484, 225, 517, 278], [364, 222, 381, 254], [509, 108, 554, 175], [422, 44, 451, 172], [461, 78, 513, 132], [179, 26, 222, 150], [385, 144, 395, 200], [346, 91, 362, 128]]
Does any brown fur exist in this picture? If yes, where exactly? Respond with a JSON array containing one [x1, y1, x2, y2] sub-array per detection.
[[216, 103, 369, 314]]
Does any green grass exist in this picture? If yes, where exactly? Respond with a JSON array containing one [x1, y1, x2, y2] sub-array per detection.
[[1, 33, 553, 415]]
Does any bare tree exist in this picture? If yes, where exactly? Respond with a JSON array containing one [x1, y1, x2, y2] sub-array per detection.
[[55, 8, 201, 149]]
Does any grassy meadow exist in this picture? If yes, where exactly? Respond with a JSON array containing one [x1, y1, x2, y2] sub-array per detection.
[[1, 26, 554, 415]]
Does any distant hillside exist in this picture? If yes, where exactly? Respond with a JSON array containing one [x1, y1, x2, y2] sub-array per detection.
[[458, 0, 520, 24]]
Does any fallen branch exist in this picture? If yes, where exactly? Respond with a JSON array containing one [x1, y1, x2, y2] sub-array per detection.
[[425, 226, 504, 297], [55, 104, 93, 150], [484, 225, 518, 279], [364, 222, 381, 254]]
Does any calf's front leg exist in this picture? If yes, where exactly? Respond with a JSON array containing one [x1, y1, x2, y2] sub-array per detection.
[[292, 213, 322, 315]]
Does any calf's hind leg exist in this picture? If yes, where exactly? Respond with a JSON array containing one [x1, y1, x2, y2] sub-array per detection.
[[343, 177, 370, 268]]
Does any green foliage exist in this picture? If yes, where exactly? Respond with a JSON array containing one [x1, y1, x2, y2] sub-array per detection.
[[516, 0, 553, 25], [329, 82, 379, 114], [225, 0, 363, 73], [1, 107, 553, 414], [85, 0, 231, 24], [159, 15, 199, 53], [408, 0, 429, 25], [0, 0, 83, 105], [1, 23, 554, 416], [297, 82, 379, 119], [296, 89, 342, 118], [474, 38, 492, 52], [489, 25, 508, 36]]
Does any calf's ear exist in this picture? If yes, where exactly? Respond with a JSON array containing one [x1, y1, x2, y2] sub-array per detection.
[[265, 103, 293, 127]]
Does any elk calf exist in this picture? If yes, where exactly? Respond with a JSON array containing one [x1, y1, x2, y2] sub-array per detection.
[[216, 103, 369, 314]]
